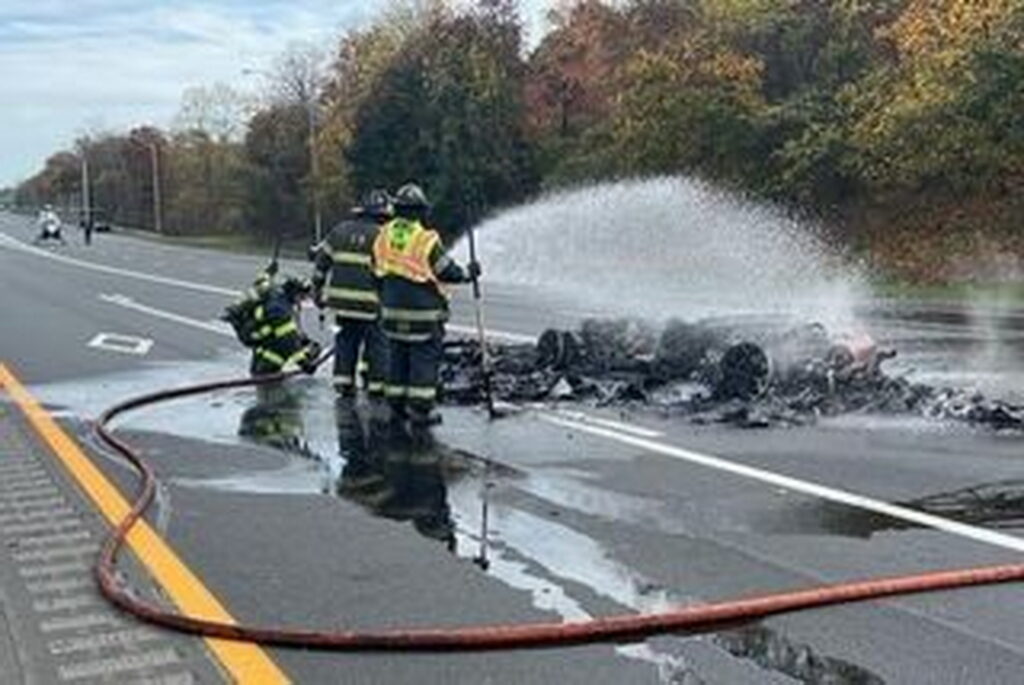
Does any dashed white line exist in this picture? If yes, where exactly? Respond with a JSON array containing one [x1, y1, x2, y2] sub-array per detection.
[[549, 408, 663, 438], [447, 323, 537, 344], [99, 293, 234, 337]]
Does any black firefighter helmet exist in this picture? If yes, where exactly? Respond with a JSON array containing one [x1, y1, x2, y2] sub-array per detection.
[[352, 188, 393, 220], [392, 183, 430, 214]]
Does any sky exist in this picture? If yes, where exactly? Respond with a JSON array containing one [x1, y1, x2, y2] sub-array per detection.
[[0, 0, 551, 189]]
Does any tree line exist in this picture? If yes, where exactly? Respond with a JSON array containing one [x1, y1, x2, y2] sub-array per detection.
[[12, 0, 1024, 278]]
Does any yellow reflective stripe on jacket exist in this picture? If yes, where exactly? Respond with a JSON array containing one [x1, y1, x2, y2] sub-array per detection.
[[257, 348, 286, 366], [407, 386, 437, 400], [274, 320, 298, 337], [285, 348, 310, 366], [382, 330, 434, 343], [332, 308, 378, 321], [327, 287, 379, 303], [380, 306, 445, 322], [334, 251, 372, 266]]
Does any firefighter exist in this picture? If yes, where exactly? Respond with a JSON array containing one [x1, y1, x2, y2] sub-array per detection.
[[372, 183, 479, 427], [310, 189, 392, 398], [222, 268, 320, 376]]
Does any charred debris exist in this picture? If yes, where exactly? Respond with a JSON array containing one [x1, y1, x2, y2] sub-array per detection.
[[441, 317, 1023, 430]]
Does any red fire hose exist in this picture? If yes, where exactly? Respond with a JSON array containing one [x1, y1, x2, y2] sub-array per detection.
[[93, 360, 1024, 651]]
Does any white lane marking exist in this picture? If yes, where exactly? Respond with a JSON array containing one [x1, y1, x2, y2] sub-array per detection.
[[87, 332, 153, 356], [99, 293, 234, 338], [0, 230, 238, 297], [448, 323, 536, 344], [548, 408, 663, 438], [541, 414, 1024, 554]]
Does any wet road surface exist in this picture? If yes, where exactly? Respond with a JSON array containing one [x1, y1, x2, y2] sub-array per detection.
[[2, 211, 1024, 684]]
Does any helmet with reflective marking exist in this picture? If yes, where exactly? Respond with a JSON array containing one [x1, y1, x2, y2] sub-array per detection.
[[392, 183, 430, 210], [362, 188, 393, 219]]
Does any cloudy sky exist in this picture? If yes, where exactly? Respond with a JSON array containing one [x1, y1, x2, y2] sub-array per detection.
[[0, 0, 550, 188]]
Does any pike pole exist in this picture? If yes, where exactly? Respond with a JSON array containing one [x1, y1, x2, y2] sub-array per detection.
[[466, 224, 497, 419]]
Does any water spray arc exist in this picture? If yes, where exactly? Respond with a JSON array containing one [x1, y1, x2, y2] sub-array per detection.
[[475, 177, 866, 329]]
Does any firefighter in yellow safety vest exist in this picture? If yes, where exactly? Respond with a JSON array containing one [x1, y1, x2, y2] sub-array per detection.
[[372, 183, 479, 426]]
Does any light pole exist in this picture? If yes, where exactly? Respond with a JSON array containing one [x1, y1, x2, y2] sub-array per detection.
[[129, 138, 162, 234], [80, 153, 90, 228], [148, 142, 163, 234], [242, 67, 323, 243]]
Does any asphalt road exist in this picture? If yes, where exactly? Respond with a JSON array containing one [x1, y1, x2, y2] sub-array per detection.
[[2, 211, 1024, 684]]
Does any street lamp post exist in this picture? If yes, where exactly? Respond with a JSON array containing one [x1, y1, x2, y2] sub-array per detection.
[[149, 142, 163, 234], [129, 138, 163, 234], [80, 154, 90, 228]]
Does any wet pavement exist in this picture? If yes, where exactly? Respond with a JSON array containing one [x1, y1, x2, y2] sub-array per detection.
[[23, 362, 1024, 683], [4, 211, 1024, 683]]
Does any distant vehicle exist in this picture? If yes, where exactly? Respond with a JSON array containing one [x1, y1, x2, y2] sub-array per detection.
[[34, 207, 65, 245], [78, 208, 112, 233]]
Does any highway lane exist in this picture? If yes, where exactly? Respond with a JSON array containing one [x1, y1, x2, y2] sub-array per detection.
[[3, 211, 1024, 683]]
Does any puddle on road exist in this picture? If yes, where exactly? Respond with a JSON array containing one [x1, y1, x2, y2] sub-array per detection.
[[749, 480, 1024, 538]]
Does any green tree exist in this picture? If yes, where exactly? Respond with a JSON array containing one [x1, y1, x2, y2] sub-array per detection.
[[242, 104, 311, 239], [346, 0, 536, 234]]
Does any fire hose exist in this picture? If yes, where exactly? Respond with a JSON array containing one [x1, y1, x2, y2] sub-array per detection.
[[93, 351, 1024, 651]]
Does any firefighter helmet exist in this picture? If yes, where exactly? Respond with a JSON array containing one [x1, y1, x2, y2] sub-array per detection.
[[392, 183, 430, 210]]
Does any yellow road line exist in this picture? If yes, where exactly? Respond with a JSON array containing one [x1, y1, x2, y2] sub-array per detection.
[[0, 363, 290, 684]]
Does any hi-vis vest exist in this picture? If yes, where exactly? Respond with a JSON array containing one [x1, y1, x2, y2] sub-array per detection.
[[373, 218, 448, 342], [324, 219, 380, 321]]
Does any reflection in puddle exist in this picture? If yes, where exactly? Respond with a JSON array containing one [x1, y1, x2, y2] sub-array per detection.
[[334, 402, 477, 551], [751, 480, 1024, 538]]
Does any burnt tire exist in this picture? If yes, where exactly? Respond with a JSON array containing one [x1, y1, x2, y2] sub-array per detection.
[[717, 342, 771, 400]]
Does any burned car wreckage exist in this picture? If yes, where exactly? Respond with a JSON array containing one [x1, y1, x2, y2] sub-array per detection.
[[441, 317, 1023, 430]]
